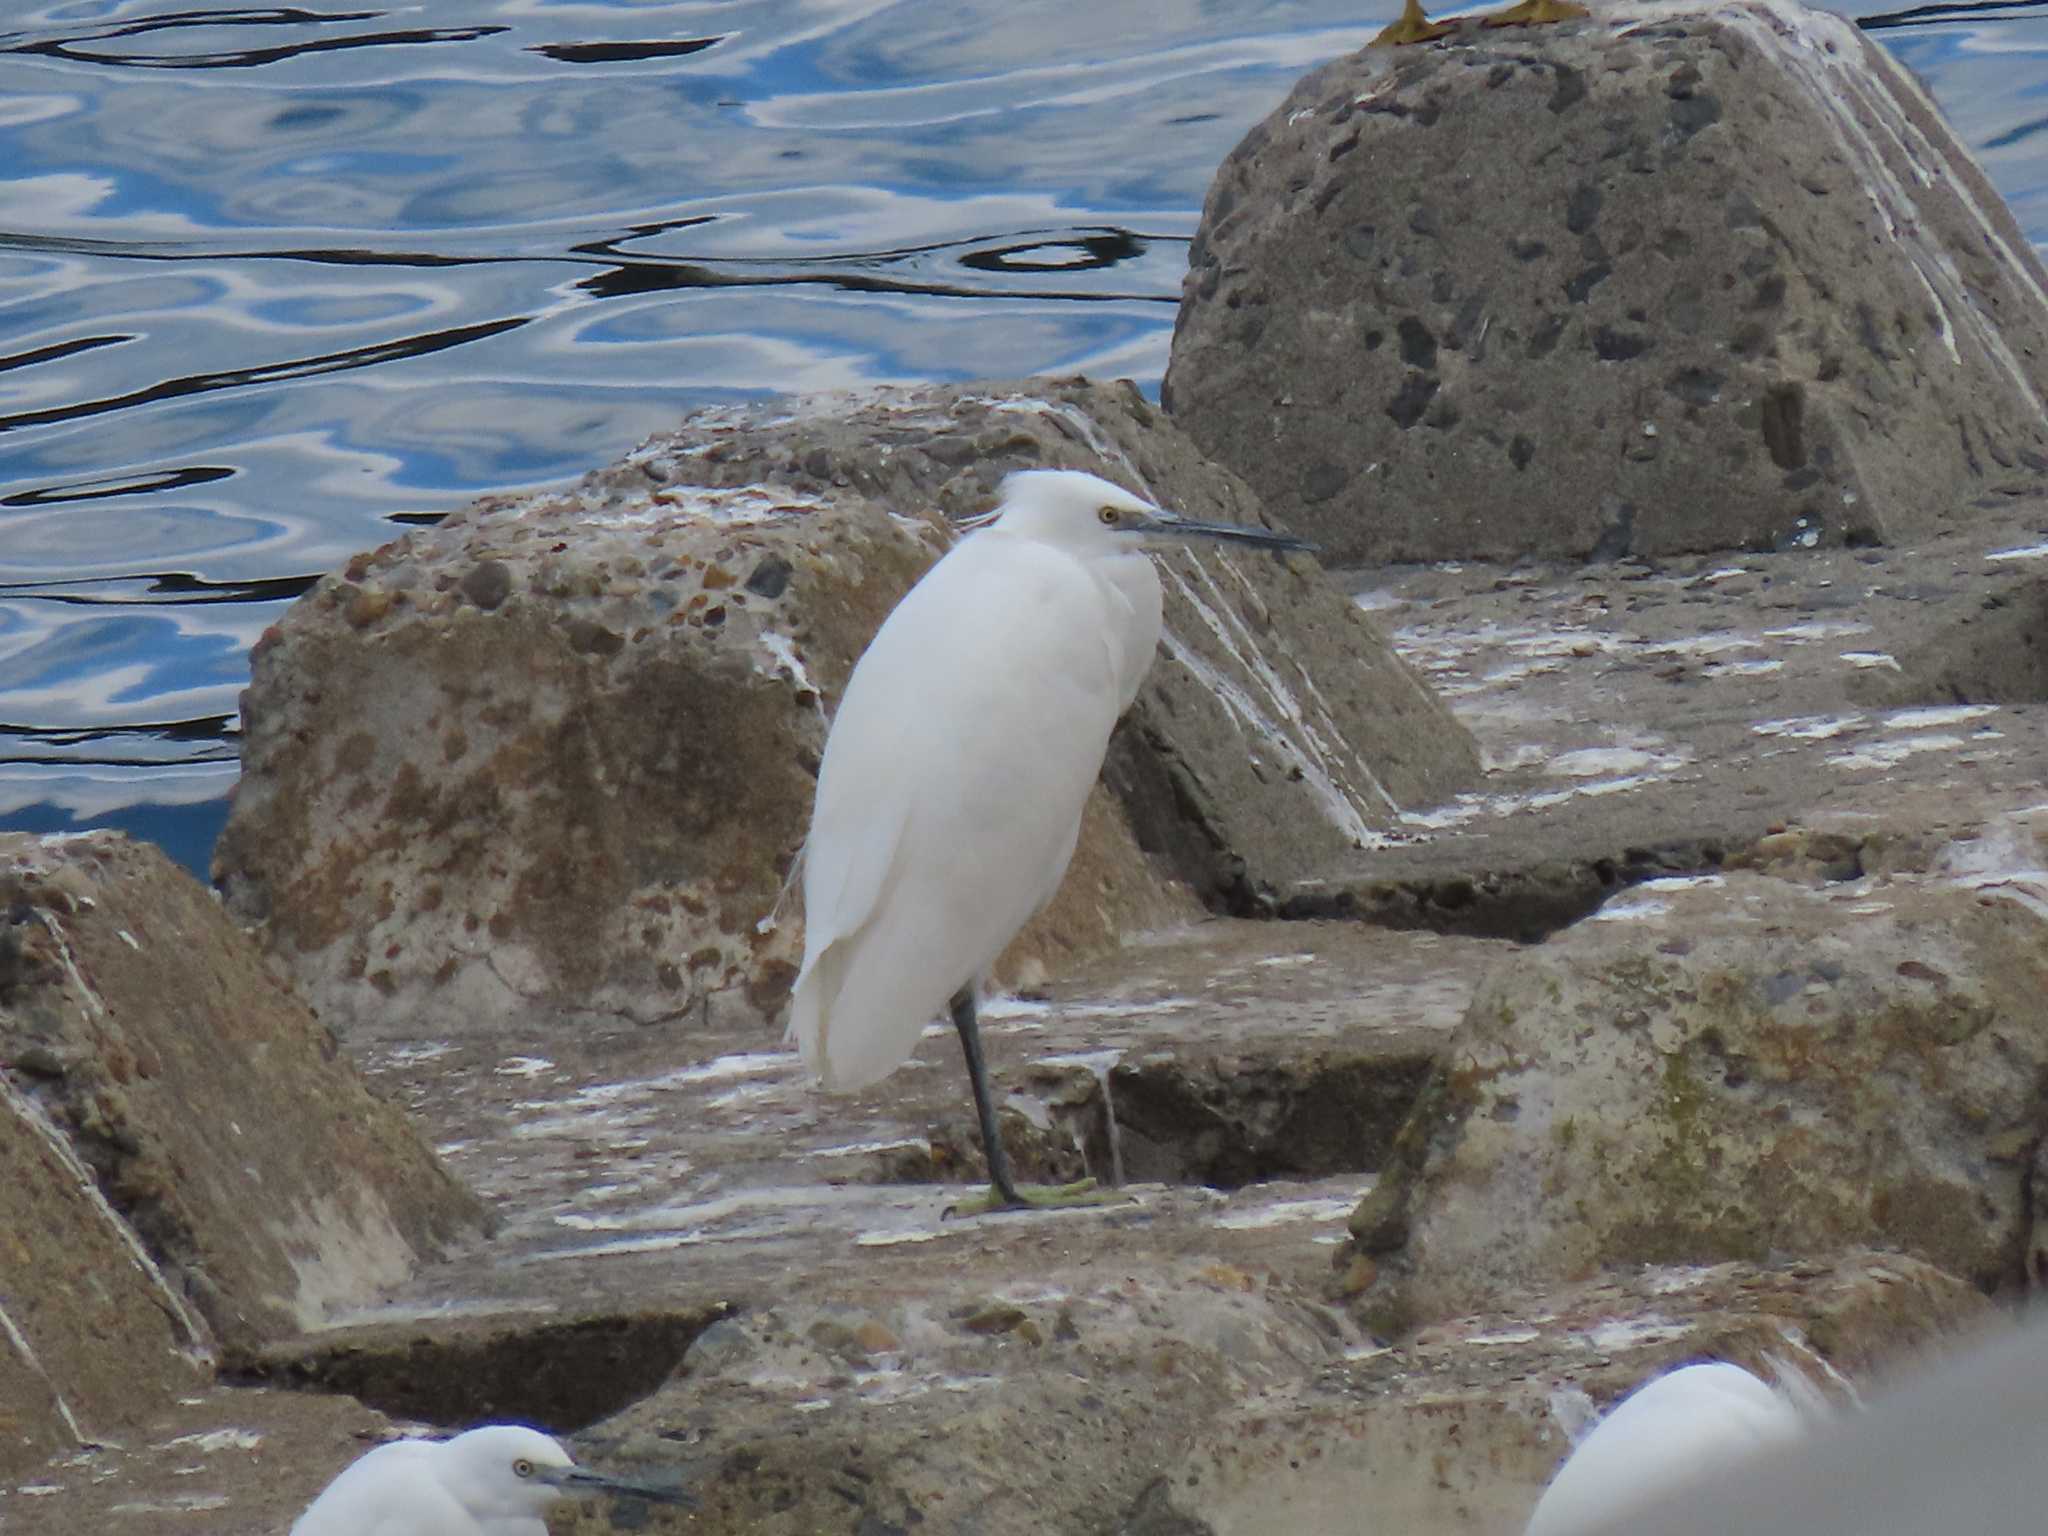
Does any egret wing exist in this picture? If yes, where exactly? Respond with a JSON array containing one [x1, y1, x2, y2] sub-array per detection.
[[1527, 1365, 1803, 1536], [1587, 1319, 2048, 1536]]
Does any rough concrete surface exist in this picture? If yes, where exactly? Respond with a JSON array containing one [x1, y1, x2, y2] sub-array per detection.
[[1145, 1252, 1986, 1536], [214, 379, 1476, 1041], [248, 917, 1491, 1321], [1164, 0, 2048, 565], [1296, 497, 2048, 1339], [3, 917, 1496, 1534], [0, 833, 485, 1472], [1304, 493, 2048, 926], [1346, 867, 2048, 1332], [0, 870, 2015, 1534], [560, 1251, 1978, 1536]]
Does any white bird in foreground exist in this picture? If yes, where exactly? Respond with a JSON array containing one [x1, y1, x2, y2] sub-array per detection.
[[290, 1423, 690, 1536], [1581, 1319, 2048, 1536], [787, 467, 1312, 1213], [1526, 1362, 1808, 1536]]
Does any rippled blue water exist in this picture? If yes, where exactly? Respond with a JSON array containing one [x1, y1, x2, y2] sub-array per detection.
[[2, 0, 2045, 874]]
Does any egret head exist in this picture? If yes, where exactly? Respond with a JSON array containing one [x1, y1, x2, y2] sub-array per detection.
[[437, 1425, 692, 1522], [990, 468, 1314, 557]]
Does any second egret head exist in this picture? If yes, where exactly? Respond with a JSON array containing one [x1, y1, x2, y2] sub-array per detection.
[[290, 1423, 691, 1536]]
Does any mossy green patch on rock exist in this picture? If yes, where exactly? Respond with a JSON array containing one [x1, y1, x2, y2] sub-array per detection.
[[1341, 870, 2048, 1328]]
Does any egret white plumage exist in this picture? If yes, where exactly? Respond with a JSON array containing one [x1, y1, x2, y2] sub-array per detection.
[[1578, 1318, 2048, 1536], [1525, 1362, 1808, 1536], [787, 467, 1312, 1213], [290, 1423, 689, 1536]]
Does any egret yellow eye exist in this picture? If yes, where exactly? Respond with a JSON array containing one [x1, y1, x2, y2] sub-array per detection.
[[513, 1459, 535, 1478], [1098, 505, 1120, 525]]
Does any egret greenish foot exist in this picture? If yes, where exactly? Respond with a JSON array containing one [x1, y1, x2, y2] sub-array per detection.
[[945, 1177, 1122, 1220], [943, 989, 1126, 1216]]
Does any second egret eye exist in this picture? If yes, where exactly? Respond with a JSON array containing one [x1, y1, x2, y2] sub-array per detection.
[[1098, 505, 1120, 525], [513, 1459, 535, 1478]]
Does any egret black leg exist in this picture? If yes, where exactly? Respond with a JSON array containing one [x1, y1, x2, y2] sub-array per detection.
[[950, 988, 1026, 1209]]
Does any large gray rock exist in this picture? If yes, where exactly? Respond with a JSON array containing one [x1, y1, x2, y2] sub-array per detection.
[[1164, 0, 2048, 565], [215, 379, 1477, 1037], [1147, 1252, 1984, 1536], [1343, 864, 2048, 1331], [563, 1251, 1976, 1536], [0, 833, 485, 1467]]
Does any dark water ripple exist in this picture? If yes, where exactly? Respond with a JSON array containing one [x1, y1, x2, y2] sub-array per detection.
[[1858, 0, 2048, 30], [0, 0, 2044, 869]]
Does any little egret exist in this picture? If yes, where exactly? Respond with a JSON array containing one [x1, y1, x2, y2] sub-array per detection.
[[788, 468, 1311, 1214], [1525, 1361, 1808, 1536], [290, 1423, 690, 1536], [1578, 1319, 2048, 1536]]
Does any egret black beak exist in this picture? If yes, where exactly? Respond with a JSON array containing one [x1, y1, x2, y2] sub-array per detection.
[[1140, 509, 1317, 555], [541, 1464, 699, 1507]]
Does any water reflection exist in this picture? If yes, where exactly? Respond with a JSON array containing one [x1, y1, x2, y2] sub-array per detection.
[[0, 463, 228, 505], [0, 605, 258, 722], [0, 765, 235, 875], [529, 37, 723, 64], [0, 315, 531, 433], [1860, 0, 2048, 30], [6, 17, 513, 72], [573, 227, 1177, 300], [0, 0, 2045, 871]]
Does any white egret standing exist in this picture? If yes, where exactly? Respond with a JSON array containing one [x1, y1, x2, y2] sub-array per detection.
[[1525, 1362, 1808, 1536], [291, 1423, 690, 1536], [788, 468, 1312, 1214]]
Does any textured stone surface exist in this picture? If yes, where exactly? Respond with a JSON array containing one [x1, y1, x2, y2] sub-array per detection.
[[605, 379, 1478, 909], [0, 1076, 209, 1479], [216, 473, 957, 1039], [1307, 495, 2048, 927], [1164, 0, 2048, 565], [0, 1384, 395, 1536], [1148, 1253, 1984, 1536], [1343, 865, 2048, 1331], [215, 378, 1477, 1037], [1848, 568, 2048, 708], [0, 832, 485, 1367], [4, 1248, 1982, 1535], [565, 1252, 1978, 1536], [204, 917, 1482, 1319], [0, 858, 2012, 1531]]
